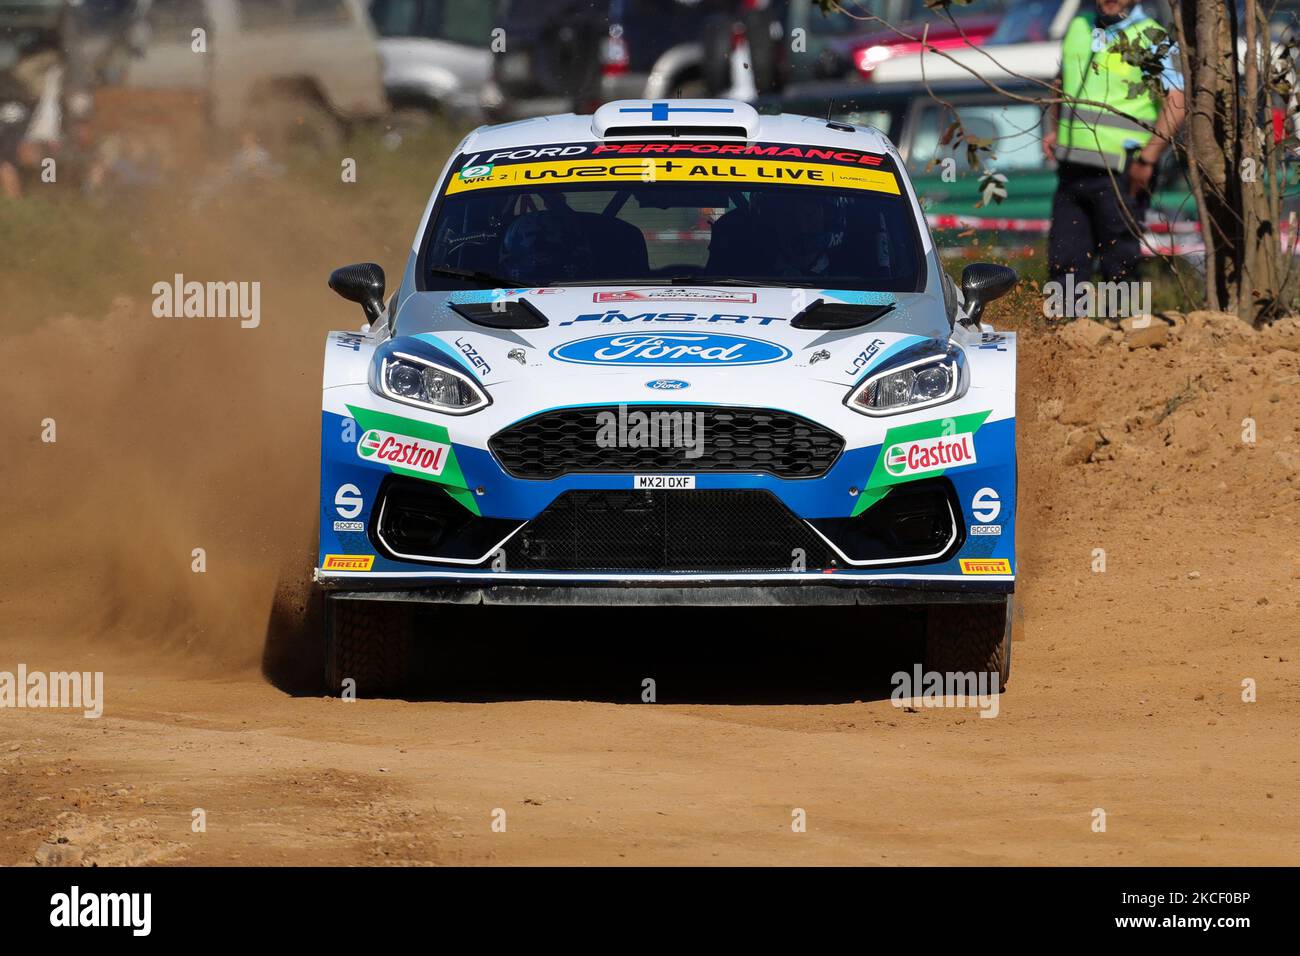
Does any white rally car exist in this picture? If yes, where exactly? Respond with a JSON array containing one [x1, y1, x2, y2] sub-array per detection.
[[319, 100, 1019, 694]]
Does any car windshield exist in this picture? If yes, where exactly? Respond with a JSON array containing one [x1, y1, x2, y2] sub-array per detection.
[[421, 143, 925, 292]]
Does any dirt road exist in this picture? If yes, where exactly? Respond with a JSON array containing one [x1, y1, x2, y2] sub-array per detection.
[[1, 177, 1298, 866]]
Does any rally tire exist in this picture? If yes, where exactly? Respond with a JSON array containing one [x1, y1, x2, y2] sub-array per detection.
[[326, 599, 414, 698], [924, 597, 1012, 688]]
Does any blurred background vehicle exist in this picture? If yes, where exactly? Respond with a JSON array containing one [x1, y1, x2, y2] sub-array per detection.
[[480, 0, 731, 121], [368, 0, 492, 127], [114, 0, 387, 152], [767, 76, 1197, 259], [813, 0, 1006, 84], [867, 0, 1078, 85], [721, 0, 1012, 96], [0, 0, 388, 192]]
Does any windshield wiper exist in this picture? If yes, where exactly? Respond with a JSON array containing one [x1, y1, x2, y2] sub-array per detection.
[[667, 276, 817, 288], [667, 276, 752, 286], [428, 265, 537, 289]]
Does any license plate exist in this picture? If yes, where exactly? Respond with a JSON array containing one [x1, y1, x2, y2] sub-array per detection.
[[634, 475, 695, 490]]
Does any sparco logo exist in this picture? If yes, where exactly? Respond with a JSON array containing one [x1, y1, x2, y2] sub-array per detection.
[[550, 332, 790, 366], [357, 429, 448, 476], [884, 433, 977, 477]]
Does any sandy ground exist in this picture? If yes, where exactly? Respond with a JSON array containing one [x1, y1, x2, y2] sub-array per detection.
[[1, 176, 1298, 866]]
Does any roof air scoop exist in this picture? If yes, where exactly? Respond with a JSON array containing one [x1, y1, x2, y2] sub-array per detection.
[[592, 99, 760, 140]]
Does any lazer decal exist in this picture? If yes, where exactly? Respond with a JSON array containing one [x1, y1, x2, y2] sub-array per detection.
[[454, 337, 492, 376], [847, 335, 930, 381], [844, 339, 886, 376], [550, 332, 790, 367]]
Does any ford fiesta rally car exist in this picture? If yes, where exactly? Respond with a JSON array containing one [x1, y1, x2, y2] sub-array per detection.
[[318, 100, 1019, 694]]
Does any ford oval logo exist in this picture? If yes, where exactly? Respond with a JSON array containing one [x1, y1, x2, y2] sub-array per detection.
[[551, 333, 790, 367], [646, 379, 690, 390]]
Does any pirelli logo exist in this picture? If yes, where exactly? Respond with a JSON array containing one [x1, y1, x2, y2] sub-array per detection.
[[959, 558, 1012, 575], [446, 158, 900, 196], [322, 554, 375, 572]]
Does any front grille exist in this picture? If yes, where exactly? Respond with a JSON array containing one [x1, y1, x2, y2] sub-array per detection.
[[489, 406, 844, 480], [503, 489, 839, 572]]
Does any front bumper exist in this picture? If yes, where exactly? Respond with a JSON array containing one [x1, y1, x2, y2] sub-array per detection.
[[325, 580, 1011, 606], [317, 404, 1017, 591]]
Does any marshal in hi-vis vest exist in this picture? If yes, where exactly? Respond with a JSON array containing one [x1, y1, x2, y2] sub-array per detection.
[[1055, 14, 1165, 171]]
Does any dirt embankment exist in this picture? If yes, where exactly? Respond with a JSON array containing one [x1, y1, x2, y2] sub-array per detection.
[[1, 176, 1298, 865]]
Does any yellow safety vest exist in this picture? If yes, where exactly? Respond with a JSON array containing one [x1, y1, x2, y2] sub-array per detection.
[[1056, 14, 1164, 171]]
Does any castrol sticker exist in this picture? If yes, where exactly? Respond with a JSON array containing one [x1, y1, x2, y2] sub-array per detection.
[[357, 428, 449, 477], [883, 433, 977, 478]]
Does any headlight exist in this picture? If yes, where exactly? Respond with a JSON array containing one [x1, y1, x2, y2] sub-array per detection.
[[371, 348, 489, 414], [846, 346, 966, 416]]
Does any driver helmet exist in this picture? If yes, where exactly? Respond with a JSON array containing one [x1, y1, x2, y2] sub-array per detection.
[[499, 210, 593, 283], [750, 190, 843, 276]]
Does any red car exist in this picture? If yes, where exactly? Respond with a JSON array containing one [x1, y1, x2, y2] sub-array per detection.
[[839, 14, 1001, 79]]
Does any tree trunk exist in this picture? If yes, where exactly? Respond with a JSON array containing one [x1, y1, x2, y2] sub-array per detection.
[[1178, 0, 1285, 322]]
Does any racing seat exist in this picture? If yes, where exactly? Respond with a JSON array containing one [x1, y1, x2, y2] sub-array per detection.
[[705, 208, 765, 276], [568, 212, 649, 280]]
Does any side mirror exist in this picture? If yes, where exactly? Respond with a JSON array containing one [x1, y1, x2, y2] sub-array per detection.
[[329, 262, 385, 325], [960, 263, 1018, 326]]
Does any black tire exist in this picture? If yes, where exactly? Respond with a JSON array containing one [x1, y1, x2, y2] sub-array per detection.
[[924, 596, 1013, 688], [325, 598, 415, 698]]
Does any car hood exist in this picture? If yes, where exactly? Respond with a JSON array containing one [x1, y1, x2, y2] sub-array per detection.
[[389, 285, 951, 402]]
